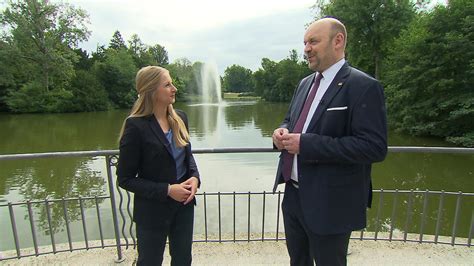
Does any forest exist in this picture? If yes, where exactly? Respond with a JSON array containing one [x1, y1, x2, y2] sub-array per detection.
[[0, 0, 472, 146]]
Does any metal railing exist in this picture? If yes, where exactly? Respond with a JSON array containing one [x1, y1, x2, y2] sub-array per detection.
[[0, 147, 473, 262]]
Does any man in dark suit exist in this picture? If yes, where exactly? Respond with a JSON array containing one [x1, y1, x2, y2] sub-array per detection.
[[272, 18, 387, 265]]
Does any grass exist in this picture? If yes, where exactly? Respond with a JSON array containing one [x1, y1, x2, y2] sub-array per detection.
[[223, 92, 261, 101], [178, 93, 261, 102]]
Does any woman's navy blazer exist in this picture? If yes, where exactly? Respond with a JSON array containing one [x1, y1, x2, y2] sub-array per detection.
[[116, 110, 200, 228]]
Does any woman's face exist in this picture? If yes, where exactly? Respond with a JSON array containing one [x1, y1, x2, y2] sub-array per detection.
[[154, 71, 177, 106]]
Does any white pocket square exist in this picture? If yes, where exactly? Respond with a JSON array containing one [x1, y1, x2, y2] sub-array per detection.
[[326, 106, 348, 111]]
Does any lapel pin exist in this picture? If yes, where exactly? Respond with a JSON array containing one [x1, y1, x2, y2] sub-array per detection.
[[338, 82, 343, 86]]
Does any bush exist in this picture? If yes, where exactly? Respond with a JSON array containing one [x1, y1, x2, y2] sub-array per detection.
[[6, 82, 73, 113]]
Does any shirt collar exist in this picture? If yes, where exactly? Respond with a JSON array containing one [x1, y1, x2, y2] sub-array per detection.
[[319, 58, 345, 82]]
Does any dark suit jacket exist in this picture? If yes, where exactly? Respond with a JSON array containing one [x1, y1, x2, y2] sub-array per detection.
[[116, 110, 200, 229], [273, 62, 387, 235]]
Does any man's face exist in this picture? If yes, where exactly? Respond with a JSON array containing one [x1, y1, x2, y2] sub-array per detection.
[[303, 22, 335, 72]]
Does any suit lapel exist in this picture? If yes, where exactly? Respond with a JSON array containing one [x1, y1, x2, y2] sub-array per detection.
[[147, 114, 173, 156], [306, 63, 351, 131], [290, 73, 316, 131]]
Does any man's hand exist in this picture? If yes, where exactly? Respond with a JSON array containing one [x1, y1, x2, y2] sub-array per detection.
[[273, 128, 289, 150], [182, 177, 199, 205], [282, 133, 301, 154], [168, 183, 192, 203]]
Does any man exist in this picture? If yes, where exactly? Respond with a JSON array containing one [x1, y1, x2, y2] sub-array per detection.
[[272, 18, 387, 266]]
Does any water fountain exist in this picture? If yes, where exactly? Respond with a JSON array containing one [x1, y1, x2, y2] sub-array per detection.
[[198, 62, 222, 104]]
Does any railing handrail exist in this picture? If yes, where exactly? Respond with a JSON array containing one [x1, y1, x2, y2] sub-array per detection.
[[0, 146, 473, 161], [1, 146, 473, 262], [2, 190, 473, 208]]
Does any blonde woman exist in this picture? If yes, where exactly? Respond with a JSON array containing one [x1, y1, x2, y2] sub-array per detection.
[[117, 66, 200, 265]]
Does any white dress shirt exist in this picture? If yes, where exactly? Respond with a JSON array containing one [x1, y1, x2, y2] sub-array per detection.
[[291, 58, 346, 182]]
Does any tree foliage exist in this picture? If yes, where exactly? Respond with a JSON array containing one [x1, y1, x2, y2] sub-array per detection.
[[66, 69, 109, 112], [0, 1, 172, 113], [384, 0, 474, 146], [0, 0, 471, 146], [253, 50, 312, 102], [109, 30, 126, 50], [167, 58, 200, 97], [316, 0, 415, 79], [1, 0, 90, 91], [148, 44, 169, 66], [223, 65, 254, 93], [1, 0, 89, 112], [93, 49, 137, 108]]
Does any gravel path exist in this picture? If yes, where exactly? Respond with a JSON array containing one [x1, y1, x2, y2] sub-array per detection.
[[2, 240, 473, 265]]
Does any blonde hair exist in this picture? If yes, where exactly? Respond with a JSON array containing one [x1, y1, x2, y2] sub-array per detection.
[[118, 66, 190, 148]]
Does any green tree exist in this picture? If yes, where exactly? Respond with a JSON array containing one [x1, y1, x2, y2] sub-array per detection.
[[125, 34, 169, 68], [167, 58, 198, 98], [66, 69, 110, 112], [223, 65, 254, 93], [148, 44, 169, 66], [1, 0, 90, 112], [73, 48, 93, 70], [127, 33, 152, 68], [254, 58, 278, 100], [189, 61, 204, 95], [109, 30, 126, 50], [6, 81, 73, 113], [315, 0, 415, 79], [384, 0, 474, 146], [93, 49, 137, 108], [0, 40, 18, 111], [253, 50, 311, 102], [91, 44, 107, 63], [1, 0, 90, 92]]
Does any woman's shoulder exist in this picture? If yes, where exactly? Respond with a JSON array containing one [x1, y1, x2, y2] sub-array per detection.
[[175, 109, 188, 119], [125, 115, 152, 127]]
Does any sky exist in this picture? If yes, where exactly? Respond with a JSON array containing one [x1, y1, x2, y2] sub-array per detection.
[[1, 1, 449, 74], [69, 0, 317, 74]]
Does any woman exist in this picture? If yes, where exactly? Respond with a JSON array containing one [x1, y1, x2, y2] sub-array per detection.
[[117, 66, 200, 265]]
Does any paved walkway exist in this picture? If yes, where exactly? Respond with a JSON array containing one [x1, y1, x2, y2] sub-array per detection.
[[2, 240, 473, 265]]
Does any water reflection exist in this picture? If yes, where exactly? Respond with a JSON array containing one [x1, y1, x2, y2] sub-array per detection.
[[1, 158, 106, 235], [181, 101, 289, 146], [186, 103, 221, 140], [0, 101, 473, 250], [0, 112, 127, 154]]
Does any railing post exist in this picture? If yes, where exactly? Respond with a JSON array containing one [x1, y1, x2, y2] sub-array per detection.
[[218, 192, 222, 243], [389, 189, 398, 241], [404, 189, 414, 242], [468, 209, 473, 247], [248, 192, 251, 242], [204, 192, 208, 242], [434, 190, 445, 244], [262, 191, 266, 241], [8, 202, 21, 259], [44, 199, 56, 254], [276, 191, 281, 241], [106, 155, 125, 263], [27, 200, 39, 256], [374, 189, 384, 241], [62, 198, 73, 251], [233, 191, 236, 242], [451, 191, 462, 246], [419, 190, 429, 243]]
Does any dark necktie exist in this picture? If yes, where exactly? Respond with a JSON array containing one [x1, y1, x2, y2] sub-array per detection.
[[282, 73, 323, 182]]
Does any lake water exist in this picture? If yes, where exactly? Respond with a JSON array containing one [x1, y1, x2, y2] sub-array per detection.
[[0, 101, 472, 251]]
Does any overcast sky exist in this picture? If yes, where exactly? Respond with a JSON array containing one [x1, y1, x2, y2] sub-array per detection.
[[69, 0, 317, 74]]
